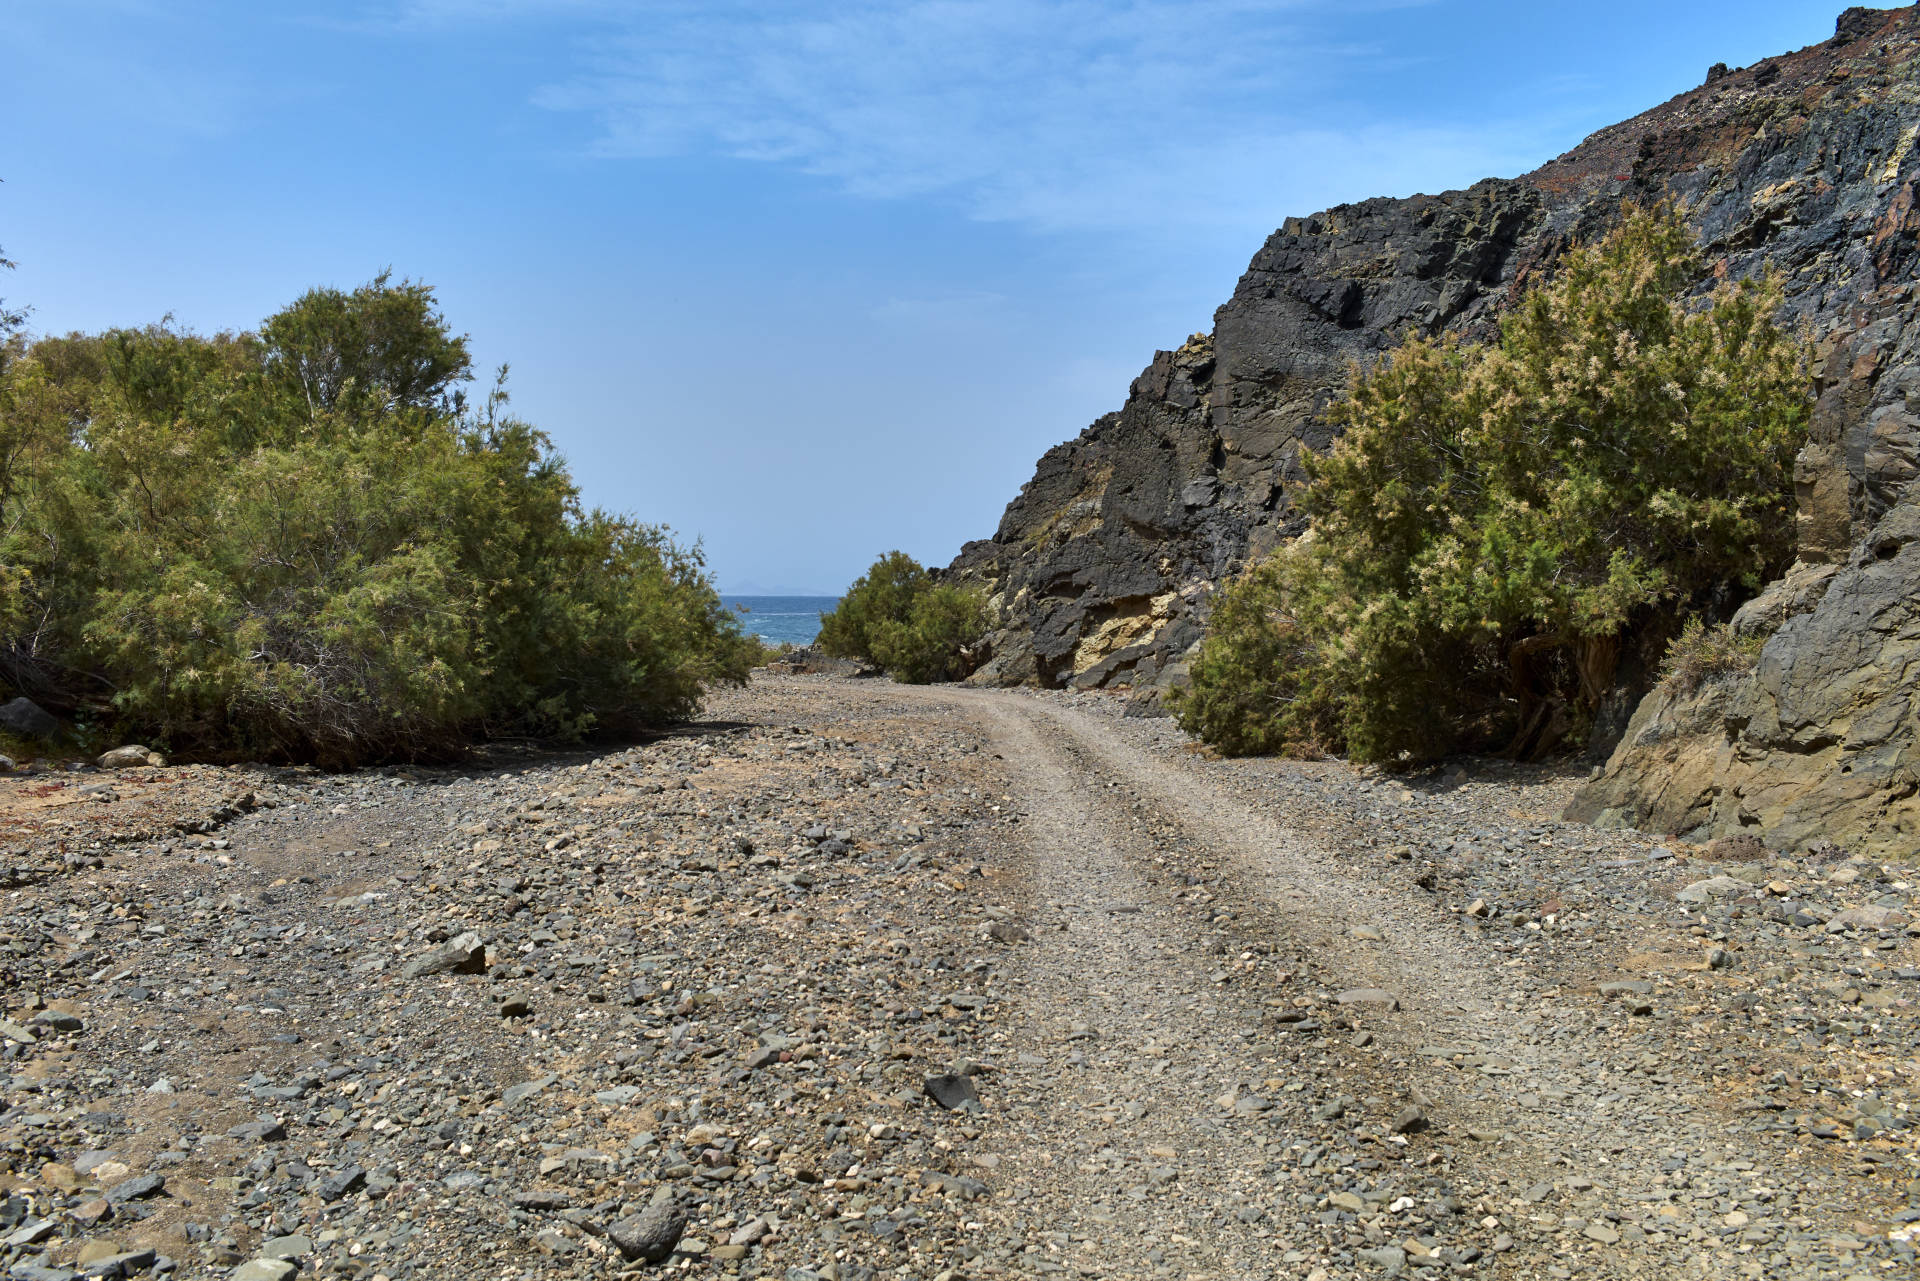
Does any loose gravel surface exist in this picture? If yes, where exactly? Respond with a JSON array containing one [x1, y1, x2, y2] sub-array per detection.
[[2, 675, 1916, 1281]]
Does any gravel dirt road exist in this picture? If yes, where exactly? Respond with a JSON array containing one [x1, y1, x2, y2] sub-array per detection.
[[2, 675, 1915, 1281]]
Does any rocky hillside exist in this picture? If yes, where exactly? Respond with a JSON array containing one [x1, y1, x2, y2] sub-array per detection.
[[951, 4, 1920, 852], [952, 4, 1920, 695]]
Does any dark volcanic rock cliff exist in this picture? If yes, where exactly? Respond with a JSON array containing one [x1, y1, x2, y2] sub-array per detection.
[[952, 5, 1920, 705], [951, 183, 1551, 688]]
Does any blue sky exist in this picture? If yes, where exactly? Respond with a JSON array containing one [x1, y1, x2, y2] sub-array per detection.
[[8, 1, 1847, 593]]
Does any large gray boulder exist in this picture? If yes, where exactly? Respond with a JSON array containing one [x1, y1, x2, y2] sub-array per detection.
[[1570, 486, 1920, 853], [0, 697, 60, 741]]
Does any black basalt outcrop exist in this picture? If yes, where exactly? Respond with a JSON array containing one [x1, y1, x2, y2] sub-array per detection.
[[952, 4, 1920, 716]]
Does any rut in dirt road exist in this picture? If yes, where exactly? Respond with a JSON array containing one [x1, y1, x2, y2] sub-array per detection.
[[883, 683, 1919, 1281], [955, 701, 1291, 1279], [921, 689, 1545, 1281], [1003, 697, 1644, 1157]]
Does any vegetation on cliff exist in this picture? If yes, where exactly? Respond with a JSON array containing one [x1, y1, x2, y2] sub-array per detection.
[[0, 276, 757, 765], [1175, 207, 1812, 765], [818, 552, 987, 683]]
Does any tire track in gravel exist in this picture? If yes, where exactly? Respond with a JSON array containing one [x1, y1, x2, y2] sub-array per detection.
[[998, 696, 1762, 1184], [1011, 696, 1743, 1177], [796, 681, 1525, 1277], [1003, 697, 1548, 1086], [953, 698, 1290, 1280], [851, 682, 1698, 1276]]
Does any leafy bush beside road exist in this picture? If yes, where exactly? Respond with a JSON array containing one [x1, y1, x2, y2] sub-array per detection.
[[0, 277, 756, 764], [1176, 208, 1811, 764], [818, 552, 987, 684]]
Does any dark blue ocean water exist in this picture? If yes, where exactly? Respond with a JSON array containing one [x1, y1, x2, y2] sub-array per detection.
[[723, 596, 839, 647]]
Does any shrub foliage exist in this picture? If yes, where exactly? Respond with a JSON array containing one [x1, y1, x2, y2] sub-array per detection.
[[817, 552, 987, 684], [1655, 617, 1763, 697], [1176, 207, 1811, 764], [0, 277, 757, 764]]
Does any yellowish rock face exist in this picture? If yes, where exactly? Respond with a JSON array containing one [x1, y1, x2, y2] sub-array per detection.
[[1069, 592, 1180, 677]]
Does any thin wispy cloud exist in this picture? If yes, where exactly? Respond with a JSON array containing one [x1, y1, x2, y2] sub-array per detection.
[[443, 0, 1546, 235]]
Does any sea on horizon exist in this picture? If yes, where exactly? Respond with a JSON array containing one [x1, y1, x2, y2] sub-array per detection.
[[722, 595, 839, 647]]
